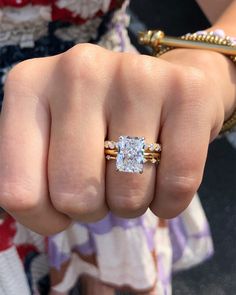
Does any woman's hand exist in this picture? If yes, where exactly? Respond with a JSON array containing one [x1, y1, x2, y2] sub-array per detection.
[[0, 44, 235, 235]]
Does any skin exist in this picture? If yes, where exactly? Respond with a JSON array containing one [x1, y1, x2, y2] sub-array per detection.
[[196, 0, 233, 23], [0, 2, 236, 236]]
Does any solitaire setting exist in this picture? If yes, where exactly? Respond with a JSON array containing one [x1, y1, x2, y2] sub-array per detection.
[[117, 136, 145, 173], [104, 136, 161, 174]]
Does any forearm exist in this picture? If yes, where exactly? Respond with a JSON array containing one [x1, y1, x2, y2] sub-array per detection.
[[207, 0, 236, 119], [196, 0, 233, 23], [197, 0, 236, 35], [211, 0, 236, 35]]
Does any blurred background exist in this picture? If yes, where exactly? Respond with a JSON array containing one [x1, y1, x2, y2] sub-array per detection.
[[128, 1, 236, 294]]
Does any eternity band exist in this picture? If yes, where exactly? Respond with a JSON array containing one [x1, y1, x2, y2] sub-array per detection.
[[104, 136, 161, 174]]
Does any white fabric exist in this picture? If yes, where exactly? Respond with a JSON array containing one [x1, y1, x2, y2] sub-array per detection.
[[0, 5, 51, 23], [95, 226, 157, 289], [99, 5, 131, 51], [0, 247, 30, 295], [52, 223, 90, 254], [55, 18, 102, 43], [172, 194, 214, 271], [55, 0, 111, 18], [154, 227, 172, 295], [53, 253, 99, 292], [31, 254, 49, 294], [13, 222, 46, 253], [0, 6, 50, 48]]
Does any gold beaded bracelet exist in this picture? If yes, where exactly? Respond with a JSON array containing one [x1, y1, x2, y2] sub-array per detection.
[[138, 30, 236, 134]]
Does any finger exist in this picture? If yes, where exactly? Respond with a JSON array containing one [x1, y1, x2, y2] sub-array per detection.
[[105, 55, 164, 218], [48, 49, 108, 222], [150, 75, 212, 218], [0, 72, 71, 235]]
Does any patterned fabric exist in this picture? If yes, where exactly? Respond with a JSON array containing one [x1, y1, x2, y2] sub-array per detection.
[[0, 1, 214, 294]]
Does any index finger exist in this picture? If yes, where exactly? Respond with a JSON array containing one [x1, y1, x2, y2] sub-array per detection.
[[0, 64, 71, 235]]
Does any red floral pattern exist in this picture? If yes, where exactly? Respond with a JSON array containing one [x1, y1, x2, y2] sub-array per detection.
[[0, 215, 16, 251], [0, 0, 124, 25]]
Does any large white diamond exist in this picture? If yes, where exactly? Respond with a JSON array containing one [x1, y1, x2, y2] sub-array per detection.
[[116, 136, 145, 173]]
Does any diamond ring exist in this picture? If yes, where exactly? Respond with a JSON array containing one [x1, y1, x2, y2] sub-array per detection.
[[104, 136, 161, 174]]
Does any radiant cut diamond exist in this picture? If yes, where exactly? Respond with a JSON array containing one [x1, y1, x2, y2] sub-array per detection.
[[116, 136, 145, 173]]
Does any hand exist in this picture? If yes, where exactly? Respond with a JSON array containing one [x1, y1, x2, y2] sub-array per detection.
[[0, 44, 235, 235]]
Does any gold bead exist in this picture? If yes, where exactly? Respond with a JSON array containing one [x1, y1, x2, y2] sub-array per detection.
[[209, 36, 215, 43]]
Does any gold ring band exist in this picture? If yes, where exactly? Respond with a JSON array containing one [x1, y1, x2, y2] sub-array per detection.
[[104, 147, 161, 163]]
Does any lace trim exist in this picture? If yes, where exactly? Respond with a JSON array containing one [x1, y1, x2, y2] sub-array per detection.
[[0, 6, 50, 48], [55, 0, 111, 19], [0, 0, 51, 8], [0, 5, 51, 23], [0, 3, 109, 48], [54, 17, 102, 43], [0, 22, 48, 48]]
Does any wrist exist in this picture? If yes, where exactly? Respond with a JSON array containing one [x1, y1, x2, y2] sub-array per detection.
[[208, 25, 235, 36], [209, 0, 236, 36], [195, 28, 236, 120], [207, 25, 236, 38], [139, 29, 236, 133]]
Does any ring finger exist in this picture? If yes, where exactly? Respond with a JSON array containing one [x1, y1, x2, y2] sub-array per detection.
[[105, 56, 163, 218]]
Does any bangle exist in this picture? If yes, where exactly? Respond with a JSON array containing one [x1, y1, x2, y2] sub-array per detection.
[[138, 29, 236, 134]]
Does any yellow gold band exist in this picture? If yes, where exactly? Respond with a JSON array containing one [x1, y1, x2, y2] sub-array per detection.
[[104, 140, 161, 164]]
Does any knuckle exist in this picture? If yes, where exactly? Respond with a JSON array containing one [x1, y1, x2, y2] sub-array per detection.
[[171, 66, 207, 105], [185, 67, 207, 93], [152, 175, 201, 219], [3, 59, 42, 106], [118, 54, 155, 106], [4, 62, 28, 94], [5, 59, 38, 87], [151, 204, 182, 220], [181, 65, 206, 86], [0, 185, 38, 212], [108, 187, 148, 217], [59, 43, 104, 84], [6, 60, 28, 81], [51, 189, 101, 217], [160, 175, 201, 198]]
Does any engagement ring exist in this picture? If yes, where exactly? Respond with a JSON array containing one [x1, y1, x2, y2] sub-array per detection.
[[104, 136, 161, 174]]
